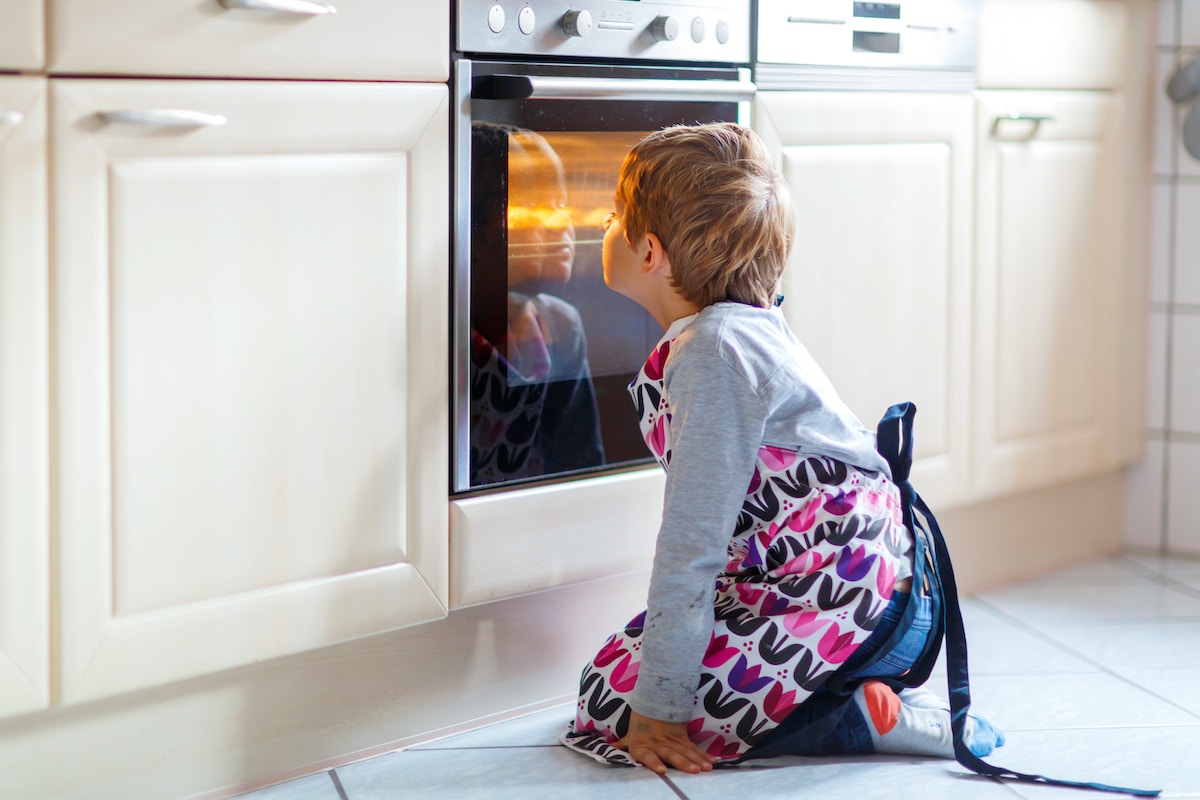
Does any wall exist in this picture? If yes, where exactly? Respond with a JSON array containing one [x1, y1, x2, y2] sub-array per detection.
[[1125, 0, 1200, 555]]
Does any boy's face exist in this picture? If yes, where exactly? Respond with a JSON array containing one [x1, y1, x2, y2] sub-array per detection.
[[601, 195, 646, 301]]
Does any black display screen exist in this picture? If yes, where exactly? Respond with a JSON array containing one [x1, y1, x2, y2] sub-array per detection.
[[854, 2, 901, 19]]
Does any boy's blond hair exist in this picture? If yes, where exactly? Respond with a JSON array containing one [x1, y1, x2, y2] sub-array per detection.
[[617, 122, 794, 309]]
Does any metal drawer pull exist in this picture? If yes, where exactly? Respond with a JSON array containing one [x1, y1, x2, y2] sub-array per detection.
[[474, 75, 756, 102], [218, 0, 337, 15], [96, 109, 228, 127], [992, 113, 1054, 136], [787, 16, 847, 25], [0, 111, 24, 127]]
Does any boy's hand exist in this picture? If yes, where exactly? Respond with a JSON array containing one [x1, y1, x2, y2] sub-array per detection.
[[613, 709, 718, 775]]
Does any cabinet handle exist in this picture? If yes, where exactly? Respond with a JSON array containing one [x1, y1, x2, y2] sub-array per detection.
[[992, 113, 1054, 137], [96, 109, 228, 128], [217, 0, 337, 15], [0, 111, 24, 127]]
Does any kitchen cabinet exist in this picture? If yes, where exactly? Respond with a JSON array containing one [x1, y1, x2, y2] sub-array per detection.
[[753, 92, 975, 509], [0, 76, 49, 717], [972, 90, 1124, 499], [977, 0, 1128, 90], [51, 78, 449, 704], [0, 0, 43, 71], [48, 0, 449, 82]]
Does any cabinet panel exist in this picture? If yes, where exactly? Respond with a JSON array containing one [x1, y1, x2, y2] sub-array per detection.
[[0, 76, 49, 717], [48, 0, 448, 82], [0, 0, 43, 71], [52, 79, 450, 703], [977, 0, 1128, 90], [973, 91, 1123, 497], [754, 93, 974, 508]]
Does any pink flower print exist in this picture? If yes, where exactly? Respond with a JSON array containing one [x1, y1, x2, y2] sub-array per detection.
[[648, 413, 669, 457], [836, 544, 878, 582], [705, 736, 744, 760], [818, 622, 859, 664], [759, 445, 797, 471], [643, 340, 671, 380], [782, 609, 829, 638], [610, 652, 640, 692], [703, 634, 740, 668], [736, 583, 764, 607], [783, 498, 820, 534], [763, 681, 801, 723], [778, 548, 836, 577], [746, 464, 762, 494], [594, 635, 628, 668], [876, 557, 897, 598], [823, 489, 857, 515]]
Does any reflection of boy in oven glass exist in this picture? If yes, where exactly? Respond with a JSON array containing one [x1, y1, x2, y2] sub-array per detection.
[[469, 123, 604, 486], [561, 123, 1003, 774]]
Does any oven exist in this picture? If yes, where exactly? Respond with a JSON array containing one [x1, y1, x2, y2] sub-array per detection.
[[452, 0, 754, 494]]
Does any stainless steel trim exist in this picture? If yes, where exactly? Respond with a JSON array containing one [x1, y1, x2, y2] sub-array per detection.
[[453, 58, 475, 493], [217, 0, 336, 15], [753, 63, 976, 93], [95, 109, 228, 127], [523, 76, 756, 102], [787, 16, 847, 24]]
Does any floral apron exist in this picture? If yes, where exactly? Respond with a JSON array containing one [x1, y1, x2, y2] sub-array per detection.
[[560, 329, 914, 765]]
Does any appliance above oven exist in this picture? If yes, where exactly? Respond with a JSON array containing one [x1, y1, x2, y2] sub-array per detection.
[[457, 0, 751, 65], [755, 0, 980, 91]]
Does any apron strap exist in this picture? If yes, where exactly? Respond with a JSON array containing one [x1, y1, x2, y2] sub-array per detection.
[[877, 403, 1161, 798]]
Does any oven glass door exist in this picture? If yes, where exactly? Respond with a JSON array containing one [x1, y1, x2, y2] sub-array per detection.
[[455, 60, 750, 493]]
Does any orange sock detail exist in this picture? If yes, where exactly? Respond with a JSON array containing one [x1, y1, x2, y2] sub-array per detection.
[[862, 681, 901, 735]]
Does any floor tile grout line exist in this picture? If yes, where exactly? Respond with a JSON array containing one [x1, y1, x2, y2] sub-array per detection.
[[327, 769, 349, 800], [971, 597, 1200, 724], [659, 773, 690, 800]]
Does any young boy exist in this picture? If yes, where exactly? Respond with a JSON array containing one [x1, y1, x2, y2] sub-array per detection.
[[560, 122, 1003, 774]]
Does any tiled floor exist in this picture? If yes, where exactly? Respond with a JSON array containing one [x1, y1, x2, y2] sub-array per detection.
[[238, 553, 1200, 800]]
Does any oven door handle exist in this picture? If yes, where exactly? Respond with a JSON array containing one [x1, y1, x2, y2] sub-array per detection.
[[472, 74, 757, 103]]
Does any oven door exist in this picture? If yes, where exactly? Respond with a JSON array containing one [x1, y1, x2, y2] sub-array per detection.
[[453, 59, 754, 493]]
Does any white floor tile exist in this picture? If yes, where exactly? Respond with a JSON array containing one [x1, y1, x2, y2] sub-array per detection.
[[1169, 316, 1200, 428], [669, 756, 1016, 800], [977, 577, 1200, 626], [1028, 620, 1200, 672], [410, 705, 574, 750], [990, 725, 1200, 799], [334, 746, 681, 799], [931, 610, 1097, 677], [236, 773, 340, 800], [1111, 667, 1200, 718], [953, 672, 1198, 732]]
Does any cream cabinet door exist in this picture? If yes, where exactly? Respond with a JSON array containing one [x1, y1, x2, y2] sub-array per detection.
[[49, 0, 448, 82], [754, 93, 975, 509], [0, 77, 49, 718], [51, 79, 449, 704], [0, 0, 43, 71], [973, 91, 1123, 499]]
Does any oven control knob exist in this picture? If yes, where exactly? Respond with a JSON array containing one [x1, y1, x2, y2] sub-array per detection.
[[650, 15, 680, 42], [561, 9, 593, 37]]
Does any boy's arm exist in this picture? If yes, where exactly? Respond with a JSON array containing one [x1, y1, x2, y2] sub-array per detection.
[[630, 352, 766, 724]]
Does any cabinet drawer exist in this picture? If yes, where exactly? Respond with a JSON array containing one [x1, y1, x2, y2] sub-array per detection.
[[49, 0, 448, 81], [0, 0, 44, 71], [977, 0, 1128, 89]]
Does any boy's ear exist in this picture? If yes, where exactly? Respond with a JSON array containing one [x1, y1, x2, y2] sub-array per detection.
[[643, 232, 673, 277]]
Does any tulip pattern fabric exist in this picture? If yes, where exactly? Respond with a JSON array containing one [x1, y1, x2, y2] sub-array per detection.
[[561, 331, 913, 765]]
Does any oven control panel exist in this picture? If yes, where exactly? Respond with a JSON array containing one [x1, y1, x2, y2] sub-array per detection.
[[457, 0, 751, 64]]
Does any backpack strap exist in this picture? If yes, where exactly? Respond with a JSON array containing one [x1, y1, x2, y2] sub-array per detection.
[[878, 403, 1161, 798]]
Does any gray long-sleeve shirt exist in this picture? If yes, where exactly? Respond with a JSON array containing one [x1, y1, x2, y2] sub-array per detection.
[[629, 302, 896, 722]]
